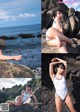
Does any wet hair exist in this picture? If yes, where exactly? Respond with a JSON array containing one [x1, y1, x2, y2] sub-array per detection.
[[54, 63, 65, 74], [26, 84, 31, 88]]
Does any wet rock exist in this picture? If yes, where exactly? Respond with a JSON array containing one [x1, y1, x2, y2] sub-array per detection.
[[0, 61, 34, 78], [37, 34, 41, 38], [0, 36, 17, 40], [19, 34, 35, 38]]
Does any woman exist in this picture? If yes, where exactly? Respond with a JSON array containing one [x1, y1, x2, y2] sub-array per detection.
[[7, 84, 38, 106], [0, 50, 22, 61], [49, 57, 76, 112], [46, 9, 73, 53]]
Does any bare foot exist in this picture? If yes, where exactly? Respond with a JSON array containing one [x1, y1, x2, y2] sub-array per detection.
[[13, 55, 22, 61], [0, 50, 2, 55]]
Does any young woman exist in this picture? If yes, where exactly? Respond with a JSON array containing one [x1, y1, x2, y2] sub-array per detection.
[[6, 84, 38, 106], [49, 57, 76, 112], [0, 50, 22, 61], [46, 9, 73, 53]]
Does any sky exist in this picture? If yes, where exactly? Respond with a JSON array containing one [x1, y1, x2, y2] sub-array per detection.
[[62, 0, 80, 11], [0, 0, 41, 27], [0, 78, 32, 90]]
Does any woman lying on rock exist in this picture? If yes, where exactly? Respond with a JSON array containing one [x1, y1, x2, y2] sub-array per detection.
[[6, 84, 38, 107], [49, 57, 76, 112], [46, 8, 73, 53], [0, 50, 22, 61]]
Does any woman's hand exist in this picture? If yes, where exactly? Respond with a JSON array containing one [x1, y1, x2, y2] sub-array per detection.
[[51, 57, 58, 62]]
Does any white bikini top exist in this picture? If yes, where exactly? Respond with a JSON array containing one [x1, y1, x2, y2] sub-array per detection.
[[22, 91, 31, 103]]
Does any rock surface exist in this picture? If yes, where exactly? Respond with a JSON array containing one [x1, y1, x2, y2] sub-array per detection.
[[9, 104, 41, 112], [19, 34, 35, 38], [0, 61, 34, 78], [41, 55, 80, 112]]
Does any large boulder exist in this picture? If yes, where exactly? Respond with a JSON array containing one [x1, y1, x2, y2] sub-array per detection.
[[0, 61, 34, 78]]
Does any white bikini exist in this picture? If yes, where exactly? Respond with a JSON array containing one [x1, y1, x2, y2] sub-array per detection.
[[53, 76, 68, 101], [21, 91, 31, 103], [15, 91, 31, 103]]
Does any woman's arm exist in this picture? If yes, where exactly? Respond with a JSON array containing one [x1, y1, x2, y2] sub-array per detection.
[[53, 58, 67, 78], [55, 17, 63, 33], [21, 90, 25, 98], [30, 91, 38, 103], [49, 59, 61, 81]]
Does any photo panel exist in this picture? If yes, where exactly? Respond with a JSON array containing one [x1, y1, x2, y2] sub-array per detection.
[[42, 0, 80, 53], [0, 0, 41, 78], [41, 53, 80, 112], [0, 78, 41, 112]]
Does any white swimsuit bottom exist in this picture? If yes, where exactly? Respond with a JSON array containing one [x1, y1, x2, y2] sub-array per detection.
[[53, 76, 68, 101]]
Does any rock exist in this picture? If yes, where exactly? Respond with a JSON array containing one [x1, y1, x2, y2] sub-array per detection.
[[32, 67, 41, 79], [68, 8, 79, 37], [37, 34, 41, 38], [19, 34, 35, 38], [0, 39, 6, 48], [0, 61, 34, 78], [76, 56, 80, 60], [9, 104, 41, 112], [0, 36, 17, 40], [71, 69, 78, 74]]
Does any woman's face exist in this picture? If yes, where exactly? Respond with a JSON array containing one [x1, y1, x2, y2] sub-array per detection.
[[57, 67, 65, 75], [57, 11, 63, 19], [26, 87, 31, 92]]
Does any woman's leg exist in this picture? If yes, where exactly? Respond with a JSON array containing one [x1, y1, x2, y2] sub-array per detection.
[[46, 28, 72, 45], [47, 39, 68, 53], [7, 96, 22, 106], [58, 41, 68, 53], [0, 55, 22, 61], [55, 94, 62, 112], [65, 94, 76, 112]]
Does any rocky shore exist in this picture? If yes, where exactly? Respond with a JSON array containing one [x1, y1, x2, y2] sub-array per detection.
[[42, 0, 80, 53], [0, 61, 41, 78], [41, 54, 80, 112]]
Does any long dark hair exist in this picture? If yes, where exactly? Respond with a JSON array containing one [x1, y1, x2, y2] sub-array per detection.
[[52, 8, 64, 18], [53, 63, 65, 74]]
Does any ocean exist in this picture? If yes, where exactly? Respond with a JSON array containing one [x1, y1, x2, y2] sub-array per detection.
[[0, 24, 41, 69]]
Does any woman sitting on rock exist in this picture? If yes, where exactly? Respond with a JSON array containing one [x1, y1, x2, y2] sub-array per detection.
[[46, 8, 73, 53], [0, 50, 22, 61], [6, 84, 38, 106], [49, 57, 76, 112]]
